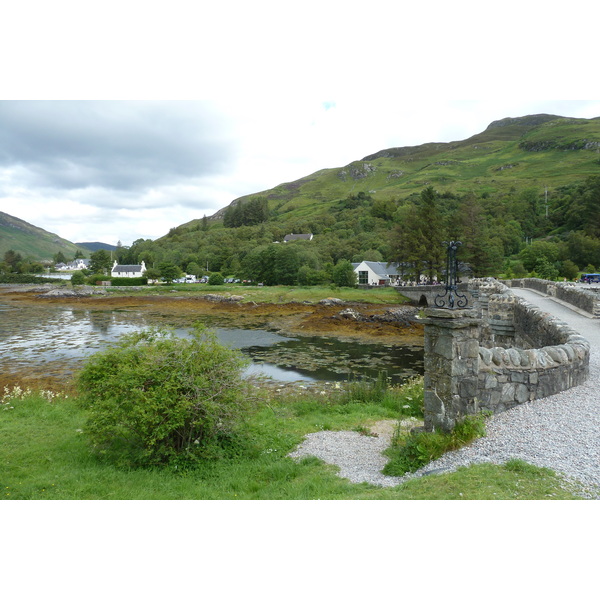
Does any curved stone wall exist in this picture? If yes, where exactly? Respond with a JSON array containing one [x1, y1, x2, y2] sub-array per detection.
[[423, 278, 590, 431], [514, 278, 600, 317], [477, 281, 589, 414]]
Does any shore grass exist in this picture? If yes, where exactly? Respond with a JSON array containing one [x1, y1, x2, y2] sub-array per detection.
[[1, 385, 581, 500], [102, 283, 408, 305]]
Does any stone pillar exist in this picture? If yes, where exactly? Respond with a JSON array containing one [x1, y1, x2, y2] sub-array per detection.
[[422, 308, 482, 433]]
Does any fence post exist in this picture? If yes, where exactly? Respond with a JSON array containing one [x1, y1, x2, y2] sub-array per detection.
[[422, 307, 481, 432]]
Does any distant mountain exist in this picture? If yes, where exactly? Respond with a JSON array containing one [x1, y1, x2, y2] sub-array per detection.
[[0, 211, 90, 262], [76, 242, 118, 252]]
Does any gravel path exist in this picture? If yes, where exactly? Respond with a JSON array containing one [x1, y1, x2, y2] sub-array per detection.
[[289, 288, 600, 498]]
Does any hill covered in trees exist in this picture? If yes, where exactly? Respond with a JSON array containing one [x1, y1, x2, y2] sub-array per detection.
[[116, 114, 600, 284]]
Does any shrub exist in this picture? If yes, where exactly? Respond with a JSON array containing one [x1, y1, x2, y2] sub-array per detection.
[[332, 260, 357, 287], [110, 277, 148, 286], [76, 325, 251, 468], [71, 271, 86, 285], [88, 275, 111, 286], [0, 274, 56, 284], [208, 272, 224, 286]]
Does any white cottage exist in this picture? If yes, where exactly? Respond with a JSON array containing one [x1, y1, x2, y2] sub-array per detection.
[[353, 261, 401, 286], [111, 260, 147, 278]]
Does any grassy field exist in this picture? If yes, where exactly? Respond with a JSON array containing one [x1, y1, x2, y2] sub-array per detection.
[[102, 283, 409, 305], [1, 385, 581, 500]]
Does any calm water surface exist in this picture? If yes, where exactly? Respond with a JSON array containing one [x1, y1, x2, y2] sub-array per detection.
[[0, 300, 423, 385]]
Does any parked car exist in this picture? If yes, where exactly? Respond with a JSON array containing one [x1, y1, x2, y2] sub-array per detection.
[[581, 273, 600, 283]]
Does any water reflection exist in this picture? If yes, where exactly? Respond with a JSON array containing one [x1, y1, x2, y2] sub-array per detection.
[[0, 301, 423, 385]]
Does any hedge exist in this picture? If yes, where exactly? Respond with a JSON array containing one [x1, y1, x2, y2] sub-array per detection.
[[110, 277, 148, 286]]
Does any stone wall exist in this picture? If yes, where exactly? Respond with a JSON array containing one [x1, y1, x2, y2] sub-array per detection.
[[422, 278, 590, 432], [512, 278, 600, 317]]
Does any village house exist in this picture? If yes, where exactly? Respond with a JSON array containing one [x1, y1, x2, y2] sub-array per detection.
[[111, 260, 147, 278], [352, 261, 402, 286], [56, 258, 90, 271]]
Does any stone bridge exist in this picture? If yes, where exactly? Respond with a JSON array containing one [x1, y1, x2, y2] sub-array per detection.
[[395, 283, 473, 307]]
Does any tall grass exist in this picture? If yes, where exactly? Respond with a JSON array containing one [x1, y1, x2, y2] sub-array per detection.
[[340, 373, 424, 417]]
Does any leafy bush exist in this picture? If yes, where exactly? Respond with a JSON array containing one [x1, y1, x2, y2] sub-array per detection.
[[332, 260, 357, 287], [208, 272, 225, 285], [383, 412, 488, 476], [110, 277, 148, 286], [70, 271, 86, 285], [0, 274, 57, 283], [87, 275, 111, 286], [76, 325, 251, 468]]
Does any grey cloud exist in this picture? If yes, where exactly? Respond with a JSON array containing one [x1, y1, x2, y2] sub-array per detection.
[[0, 101, 237, 192]]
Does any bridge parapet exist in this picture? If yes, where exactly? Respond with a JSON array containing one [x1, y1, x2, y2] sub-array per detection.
[[396, 283, 472, 308], [422, 278, 590, 432]]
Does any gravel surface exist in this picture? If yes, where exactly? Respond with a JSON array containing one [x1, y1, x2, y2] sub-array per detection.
[[289, 288, 600, 498]]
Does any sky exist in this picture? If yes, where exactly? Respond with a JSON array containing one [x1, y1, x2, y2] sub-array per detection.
[[1, 1, 598, 248]]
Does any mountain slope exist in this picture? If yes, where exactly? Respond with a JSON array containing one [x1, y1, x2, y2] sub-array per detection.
[[0, 211, 89, 261], [201, 114, 600, 229], [77, 242, 118, 253]]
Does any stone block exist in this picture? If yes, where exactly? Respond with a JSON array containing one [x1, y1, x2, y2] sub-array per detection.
[[484, 374, 497, 389], [433, 335, 454, 360], [515, 383, 529, 403], [465, 339, 480, 358], [509, 371, 527, 383], [459, 377, 478, 398]]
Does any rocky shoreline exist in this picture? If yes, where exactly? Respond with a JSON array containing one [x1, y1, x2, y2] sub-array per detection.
[[0, 284, 424, 343]]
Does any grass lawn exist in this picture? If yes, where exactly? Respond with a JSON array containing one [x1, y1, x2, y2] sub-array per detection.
[[104, 283, 408, 305], [1, 385, 581, 501]]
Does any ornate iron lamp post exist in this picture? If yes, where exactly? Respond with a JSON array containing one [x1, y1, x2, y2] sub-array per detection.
[[434, 241, 468, 309]]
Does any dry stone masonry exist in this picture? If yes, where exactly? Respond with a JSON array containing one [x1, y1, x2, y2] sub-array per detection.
[[422, 278, 590, 432]]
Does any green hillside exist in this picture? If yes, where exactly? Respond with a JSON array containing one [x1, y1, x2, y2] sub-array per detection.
[[0, 211, 89, 262], [204, 113, 600, 226], [123, 114, 600, 284], [119, 113, 599, 285]]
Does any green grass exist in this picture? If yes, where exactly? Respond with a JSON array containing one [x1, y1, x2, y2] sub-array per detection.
[[106, 283, 406, 305], [0, 383, 584, 500]]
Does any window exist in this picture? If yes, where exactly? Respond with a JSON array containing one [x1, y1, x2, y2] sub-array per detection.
[[358, 271, 368, 285]]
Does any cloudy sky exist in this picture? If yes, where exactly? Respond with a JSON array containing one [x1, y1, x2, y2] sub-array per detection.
[[1, 1, 598, 247]]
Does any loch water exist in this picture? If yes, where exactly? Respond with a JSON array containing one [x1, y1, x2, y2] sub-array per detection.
[[0, 300, 424, 386]]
